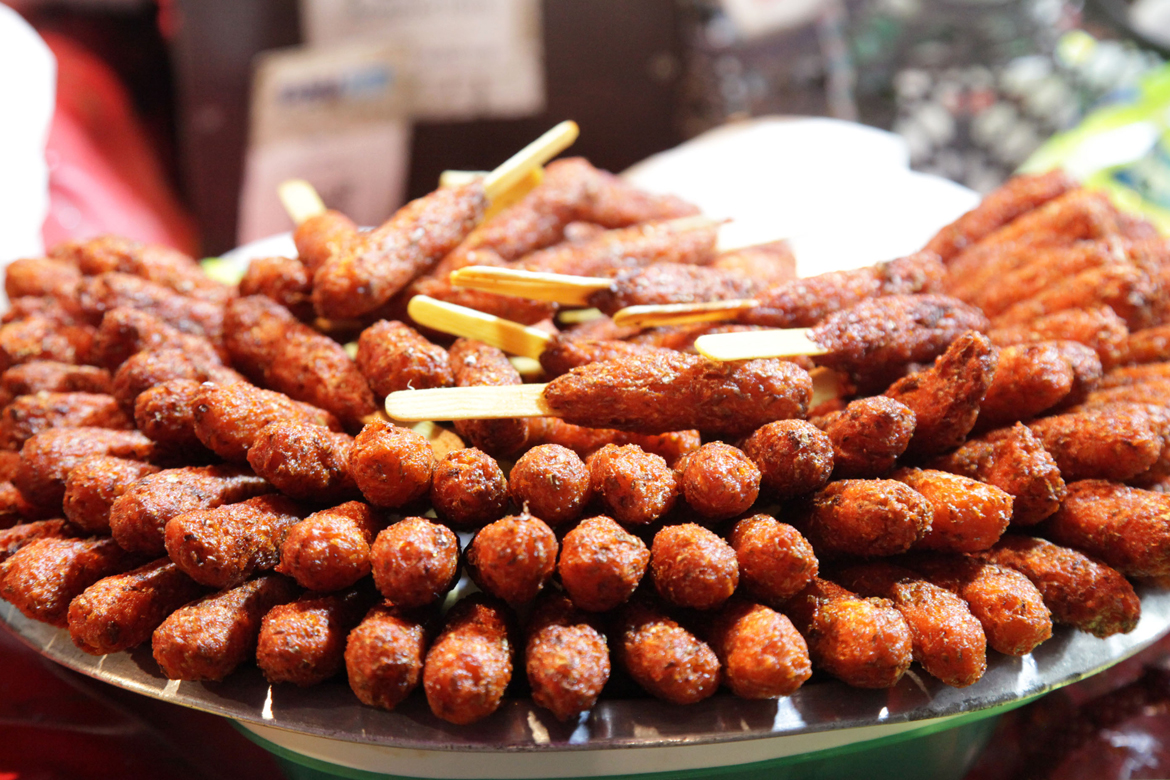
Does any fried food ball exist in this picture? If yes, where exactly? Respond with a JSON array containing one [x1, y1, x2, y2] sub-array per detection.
[[557, 515, 649, 612], [54, 235, 232, 303], [817, 396, 915, 478], [508, 444, 591, 527], [371, 516, 460, 608], [423, 594, 514, 725], [589, 443, 679, 526], [988, 306, 1128, 370], [277, 501, 382, 593], [739, 420, 834, 499], [356, 320, 454, 397], [613, 597, 721, 705], [78, 272, 225, 347], [525, 591, 610, 721], [1046, 480, 1170, 578], [256, 584, 378, 686], [706, 599, 811, 699], [429, 447, 508, 527], [796, 479, 933, 559], [345, 602, 430, 710], [4, 257, 81, 301], [238, 255, 313, 321], [0, 316, 93, 373], [62, 455, 160, 533], [679, 443, 760, 521], [466, 514, 557, 605], [247, 420, 359, 504], [650, 523, 738, 610], [525, 417, 701, 466], [891, 468, 1012, 553], [728, 514, 818, 604], [347, 419, 435, 509], [191, 381, 342, 463]]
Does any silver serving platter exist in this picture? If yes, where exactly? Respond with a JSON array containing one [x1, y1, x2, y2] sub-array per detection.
[[4, 587, 1170, 752]]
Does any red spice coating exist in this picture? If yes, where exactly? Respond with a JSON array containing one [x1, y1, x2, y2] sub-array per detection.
[[525, 417, 701, 466], [1028, 406, 1161, 482], [15, 427, 155, 513], [1046, 480, 1170, 578], [356, 320, 453, 397], [371, 516, 459, 608], [448, 338, 529, 457], [112, 348, 243, 413], [989, 307, 1129, 370], [0, 315, 94, 372], [992, 264, 1156, 331], [520, 217, 715, 278], [345, 602, 429, 711], [191, 381, 341, 463], [4, 257, 81, 302], [466, 513, 557, 605], [0, 451, 19, 483], [538, 337, 673, 380], [558, 515, 649, 612], [613, 598, 721, 705], [277, 501, 382, 592], [89, 307, 223, 370], [238, 256, 314, 321], [0, 362, 112, 407], [429, 447, 508, 528], [819, 396, 916, 479], [508, 444, 591, 527], [976, 342, 1075, 430], [0, 518, 77, 564], [709, 240, 796, 287], [679, 443, 760, 520], [729, 514, 818, 604], [707, 599, 811, 699], [892, 468, 1012, 553], [62, 455, 160, 533], [589, 444, 678, 526], [294, 210, 359, 275], [134, 379, 210, 459], [247, 420, 358, 503], [797, 479, 933, 559], [525, 591, 610, 720], [0, 392, 133, 450], [348, 419, 435, 509], [1124, 323, 1170, 365], [587, 263, 757, 315], [257, 584, 377, 686], [651, 523, 739, 610], [423, 595, 514, 725], [78, 272, 225, 347], [54, 235, 233, 303], [740, 420, 834, 499]]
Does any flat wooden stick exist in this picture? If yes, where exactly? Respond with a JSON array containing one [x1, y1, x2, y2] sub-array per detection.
[[406, 295, 554, 360], [278, 179, 326, 225], [385, 384, 552, 422], [450, 266, 612, 306], [612, 299, 760, 329], [483, 121, 579, 202], [694, 328, 829, 361], [809, 367, 842, 408]]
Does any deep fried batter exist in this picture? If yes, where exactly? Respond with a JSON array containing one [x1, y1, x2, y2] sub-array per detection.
[[423, 594, 514, 724], [371, 516, 459, 608], [679, 442, 760, 521], [589, 443, 678, 526], [0, 392, 133, 450], [729, 514, 818, 604], [1051, 340, 1104, 408], [1028, 405, 1161, 482], [613, 597, 720, 704], [356, 320, 453, 398], [525, 417, 701, 465], [112, 348, 243, 413], [988, 307, 1128, 370], [0, 362, 111, 407], [962, 238, 1125, 315], [520, 218, 717, 278], [0, 315, 94, 372], [294, 210, 359, 275], [796, 479, 933, 559], [15, 427, 155, 513], [538, 337, 673, 379], [892, 468, 1012, 553], [54, 235, 233, 303], [992, 265, 1155, 330], [89, 307, 223, 369], [238, 256, 313, 321], [740, 419, 834, 499], [4, 257, 81, 302], [247, 420, 358, 503], [191, 381, 341, 463], [1123, 323, 1170, 365], [508, 444, 591, 526], [348, 419, 435, 509], [975, 343, 1075, 430], [62, 455, 160, 533], [587, 263, 756, 315], [1047, 480, 1170, 578], [345, 602, 429, 710], [817, 396, 915, 478], [78, 272, 224, 346], [706, 599, 811, 699], [447, 338, 530, 457], [466, 513, 557, 605], [650, 523, 738, 610], [557, 515, 649, 612], [429, 447, 507, 527], [708, 239, 796, 287], [525, 591, 610, 720], [277, 501, 382, 592], [134, 379, 213, 460], [257, 584, 377, 686], [0, 518, 77, 564]]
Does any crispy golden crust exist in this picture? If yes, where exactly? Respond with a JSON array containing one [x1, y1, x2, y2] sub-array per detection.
[[15, 427, 155, 513], [277, 501, 381, 593], [558, 515, 649, 612], [112, 348, 243, 413], [613, 598, 721, 704], [89, 307, 223, 370], [588, 263, 757, 315], [0, 519, 77, 564], [356, 320, 453, 398], [239, 256, 314, 321], [524, 417, 701, 466], [508, 444, 591, 527], [525, 591, 610, 720], [4, 257, 82, 302], [891, 468, 1011, 553], [707, 599, 811, 699], [191, 381, 341, 463], [679, 443, 760, 521], [729, 514, 818, 604], [988, 307, 1129, 370], [992, 264, 1156, 330], [797, 479, 933, 559], [54, 235, 232, 303], [247, 421, 358, 503], [134, 379, 211, 459], [976, 343, 1075, 430], [348, 419, 435, 510], [78, 273, 225, 347], [0, 316, 93, 372], [0, 362, 111, 407], [371, 516, 459, 608], [1028, 406, 1161, 482], [466, 514, 557, 605], [345, 602, 429, 710], [294, 210, 359, 275], [257, 585, 377, 686], [423, 595, 514, 724], [818, 396, 915, 479], [1046, 480, 1170, 578], [429, 447, 506, 527], [650, 523, 739, 610], [448, 339, 529, 457], [0, 392, 133, 450], [589, 444, 678, 526], [62, 455, 160, 533]]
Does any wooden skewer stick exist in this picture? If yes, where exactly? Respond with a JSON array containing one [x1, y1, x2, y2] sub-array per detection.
[[612, 299, 760, 329], [278, 179, 327, 226], [694, 328, 828, 361], [406, 295, 553, 360], [482, 120, 579, 203], [386, 384, 552, 422], [450, 266, 612, 306]]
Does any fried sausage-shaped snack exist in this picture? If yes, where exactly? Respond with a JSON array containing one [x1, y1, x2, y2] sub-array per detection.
[[152, 573, 301, 681], [0, 518, 77, 563], [613, 596, 721, 704], [371, 516, 459, 608], [134, 378, 214, 460], [256, 584, 378, 686], [586, 263, 756, 316], [349, 419, 435, 510], [4, 257, 82, 301], [356, 320, 453, 398], [817, 396, 915, 478], [277, 501, 381, 592], [1046, 480, 1170, 578], [902, 554, 1052, 656], [224, 296, 376, 428], [651, 523, 738, 610], [834, 562, 987, 688], [992, 264, 1155, 331], [589, 443, 679, 526], [1, 296, 84, 326], [525, 591, 611, 720], [0, 482, 37, 528], [526, 417, 701, 466], [191, 381, 342, 463], [429, 447, 507, 527], [295, 209, 359, 274], [62, 455, 160, 533], [558, 515, 649, 612], [67, 559, 208, 655], [247, 421, 358, 504], [0, 315, 94, 372], [520, 218, 717, 278], [423, 594, 515, 725], [89, 307, 223, 369], [165, 494, 309, 589], [112, 348, 243, 413], [0, 392, 133, 450], [1028, 405, 1161, 482], [884, 330, 997, 456], [988, 306, 1128, 370], [809, 294, 990, 392], [1083, 379, 1170, 407], [0, 361, 111, 406], [0, 536, 145, 626], [975, 342, 1075, 430], [891, 468, 1012, 553], [729, 514, 818, 604], [448, 338, 529, 457], [545, 353, 812, 438], [710, 239, 796, 286], [238, 256, 313, 321], [781, 577, 913, 688], [679, 443, 760, 521], [1123, 323, 1170, 365], [15, 427, 155, 513], [54, 235, 233, 303], [508, 444, 590, 527], [537, 336, 673, 380], [466, 513, 557, 605], [707, 599, 811, 699], [979, 536, 1140, 638], [345, 602, 430, 710], [1100, 361, 1170, 388], [739, 251, 945, 329], [78, 272, 225, 346], [796, 479, 933, 559], [740, 420, 834, 499]]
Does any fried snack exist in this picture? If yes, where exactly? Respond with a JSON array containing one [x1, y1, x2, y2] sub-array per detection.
[[740, 420, 834, 499], [902, 554, 1052, 656], [0, 361, 111, 406], [729, 514, 818, 604], [0, 315, 94, 372], [428, 447, 507, 527], [111, 348, 243, 413], [466, 513, 557, 605], [1057, 337, 1112, 401], [519, 219, 717, 278], [796, 479, 933, 559], [525, 417, 701, 466], [15, 427, 155, 512], [738, 251, 945, 329], [589, 443, 679, 526], [88, 307, 223, 369], [709, 239, 796, 286], [834, 562, 987, 688], [238, 256, 314, 321], [679, 442, 760, 521], [152, 573, 301, 681], [0, 483, 30, 528], [979, 536, 1140, 638], [975, 343, 1075, 430], [0, 392, 133, 450], [62, 455, 160, 533], [78, 272, 225, 346], [508, 444, 590, 526], [0, 451, 20, 483], [992, 265, 1155, 330], [557, 515, 649, 612], [165, 494, 309, 589], [313, 182, 487, 319], [1100, 361, 1170, 388], [706, 599, 811, 699], [224, 296, 376, 428], [370, 516, 459, 607], [191, 381, 342, 463], [348, 419, 435, 510], [0, 519, 77, 564], [1046, 480, 1170, 577], [1028, 405, 1161, 482], [817, 396, 916, 478], [277, 501, 382, 592], [544, 353, 812, 437], [4, 256, 82, 301], [397, 272, 558, 329], [613, 597, 721, 704], [134, 379, 212, 460], [1083, 378, 1170, 407], [356, 320, 453, 398], [1124, 323, 1170, 365], [782, 577, 913, 688], [538, 336, 673, 379], [884, 330, 997, 456], [0, 536, 145, 626], [988, 306, 1128, 370], [448, 338, 530, 457], [256, 584, 378, 686], [345, 602, 429, 710], [67, 559, 208, 655], [585, 263, 756, 315], [423, 594, 514, 724], [525, 591, 610, 720], [1, 296, 83, 326], [295, 209, 359, 274], [54, 235, 233, 303], [247, 421, 358, 504], [650, 523, 738, 610], [891, 468, 1012, 553]]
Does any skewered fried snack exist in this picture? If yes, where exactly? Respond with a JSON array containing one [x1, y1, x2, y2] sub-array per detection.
[[834, 561, 987, 688], [988, 306, 1128, 369], [739, 420, 833, 499], [0, 519, 77, 564], [4, 257, 82, 302], [277, 501, 382, 592], [15, 427, 155, 513], [449, 338, 530, 456], [1051, 338, 1105, 406], [585, 263, 757, 315], [974, 342, 1075, 431], [709, 239, 796, 286], [538, 335, 674, 379], [705, 599, 810, 699], [52, 235, 234, 303], [978, 536, 1140, 638], [78, 272, 225, 347], [557, 515, 649, 612], [257, 584, 378, 686], [1046, 480, 1170, 578], [423, 594, 515, 724], [370, 516, 459, 608], [900, 553, 1052, 656], [612, 595, 721, 704], [0, 315, 94, 372], [397, 273, 559, 331], [238, 256, 314, 321], [67, 559, 208, 655], [356, 320, 453, 398], [294, 209, 358, 275], [518, 217, 718, 278], [152, 573, 302, 681], [247, 420, 358, 504], [345, 602, 430, 710], [650, 523, 738, 610], [508, 444, 591, 526], [525, 417, 700, 466], [816, 396, 916, 478], [466, 513, 557, 605], [112, 348, 244, 414], [0, 361, 111, 407], [62, 455, 160, 533], [0, 392, 133, 450], [165, 494, 309, 589], [525, 590, 610, 720], [782, 577, 913, 688], [678, 442, 760, 521], [891, 468, 1012, 553], [728, 514, 818, 604], [428, 447, 507, 527], [191, 381, 342, 463], [589, 443, 679, 526], [1, 296, 84, 326], [0, 536, 146, 626], [1027, 405, 1161, 482], [89, 307, 224, 369], [134, 378, 217, 461], [795, 479, 933, 559], [348, 419, 435, 510], [991, 265, 1156, 331]]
